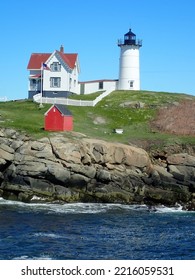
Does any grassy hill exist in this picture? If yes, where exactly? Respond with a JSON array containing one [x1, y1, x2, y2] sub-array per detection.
[[0, 90, 195, 147]]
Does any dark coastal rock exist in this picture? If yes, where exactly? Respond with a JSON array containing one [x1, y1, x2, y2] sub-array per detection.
[[0, 128, 194, 210], [96, 170, 111, 182], [167, 153, 195, 181], [47, 164, 71, 184], [153, 165, 174, 182], [168, 165, 185, 181]]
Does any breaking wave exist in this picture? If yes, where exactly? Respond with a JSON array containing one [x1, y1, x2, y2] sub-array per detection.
[[0, 197, 188, 214]]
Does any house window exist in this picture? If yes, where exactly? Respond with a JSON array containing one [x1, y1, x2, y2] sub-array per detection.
[[51, 62, 61, 72], [130, 80, 134, 88], [99, 81, 103, 89], [30, 79, 37, 90], [50, 77, 61, 87]]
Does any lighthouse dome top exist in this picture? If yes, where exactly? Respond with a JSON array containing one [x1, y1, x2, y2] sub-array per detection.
[[118, 28, 142, 47], [124, 29, 136, 44]]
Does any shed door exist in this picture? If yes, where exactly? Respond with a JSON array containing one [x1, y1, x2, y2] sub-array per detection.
[[48, 108, 63, 130], [52, 113, 59, 129]]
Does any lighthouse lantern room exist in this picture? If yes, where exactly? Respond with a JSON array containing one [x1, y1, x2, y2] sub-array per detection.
[[118, 29, 142, 91]]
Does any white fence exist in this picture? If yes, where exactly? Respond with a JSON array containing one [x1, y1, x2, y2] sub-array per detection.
[[93, 88, 115, 106], [33, 88, 115, 107]]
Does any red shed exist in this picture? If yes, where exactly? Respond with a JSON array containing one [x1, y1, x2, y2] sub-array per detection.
[[44, 104, 73, 131]]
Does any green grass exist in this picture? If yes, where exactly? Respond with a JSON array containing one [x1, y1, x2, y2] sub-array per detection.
[[0, 90, 195, 145], [68, 90, 195, 144], [0, 100, 51, 138], [69, 91, 103, 100]]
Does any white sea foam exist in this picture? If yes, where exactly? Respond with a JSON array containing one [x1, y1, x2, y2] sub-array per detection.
[[12, 255, 30, 260], [0, 197, 193, 214], [154, 204, 184, 213], [31, 195, 47, 201], [33, 232, 63, 239], [13, 254, 53, 260], [0, 197, 24, 205]]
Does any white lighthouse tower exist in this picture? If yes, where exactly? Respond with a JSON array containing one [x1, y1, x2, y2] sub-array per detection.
[[118, 29, 142, 90]]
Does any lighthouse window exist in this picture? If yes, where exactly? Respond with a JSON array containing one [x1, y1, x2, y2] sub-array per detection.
[[130, 81, 134, 88]]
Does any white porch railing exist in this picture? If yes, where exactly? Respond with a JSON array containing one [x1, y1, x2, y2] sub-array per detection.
[[33, 87, 115, 107]]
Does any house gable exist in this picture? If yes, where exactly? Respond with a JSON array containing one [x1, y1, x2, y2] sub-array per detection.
[[54, 51, 72, 73], [27, 50, 79, 72], [57, 51, 78, 70]]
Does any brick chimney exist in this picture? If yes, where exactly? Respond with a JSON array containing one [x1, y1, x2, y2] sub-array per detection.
[[60, 45, 64, 53]]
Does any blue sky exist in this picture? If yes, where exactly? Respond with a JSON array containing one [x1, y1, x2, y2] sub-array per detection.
[[1, 0, 195, 100]]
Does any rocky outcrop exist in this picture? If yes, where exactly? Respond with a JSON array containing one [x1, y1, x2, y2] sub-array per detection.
[[0, 128, 195, 210]]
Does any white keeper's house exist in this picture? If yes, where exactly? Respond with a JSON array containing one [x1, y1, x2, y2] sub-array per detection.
[[27, 29, 142, 99]]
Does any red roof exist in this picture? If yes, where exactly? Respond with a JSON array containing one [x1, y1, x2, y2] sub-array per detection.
[[56, 51, 77, 69], [27, 51, 78, 70], [27, 53, 51, 69]]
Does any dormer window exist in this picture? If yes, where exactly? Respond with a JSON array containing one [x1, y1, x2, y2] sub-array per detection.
[[51, 62, 61, 72]]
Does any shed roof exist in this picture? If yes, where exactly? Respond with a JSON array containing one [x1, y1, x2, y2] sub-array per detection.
[[55, 104, 73, 116], [45, 104, 73, 116]]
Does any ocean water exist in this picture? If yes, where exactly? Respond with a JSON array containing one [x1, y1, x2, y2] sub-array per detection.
[[0, 198, 194, 260]]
